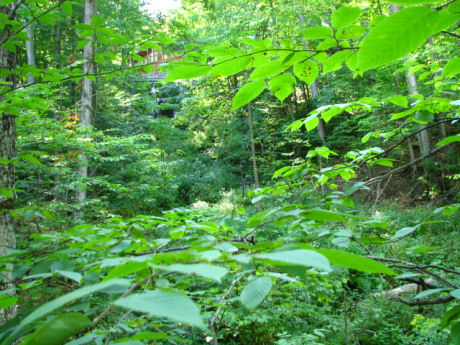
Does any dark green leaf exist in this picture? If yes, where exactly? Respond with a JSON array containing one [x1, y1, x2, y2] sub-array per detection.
[[22, 313, 92, 345]]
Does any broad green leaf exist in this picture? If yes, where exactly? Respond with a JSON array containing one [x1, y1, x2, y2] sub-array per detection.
[[323, 51, 351, 73], [21, 279, 130, 326], [451, 289, 460, 299], [442, 57, 460, 79], [392, 226, 418, 239], [249, 60, 288, 80], [441, 305, 460, 328], [336, 25, 367, 40], [247, 210, 270, 227], [448, 0, 460, 12], [240, 277, 272, 309], [414, 288, 445, 299], [389, 95, 408, 107], [437, 134, 460, 147], [302, 26, 333, 39], [91, 15, 105, 28], [371, 158, 393, 167], [414, 110, 434, 123], [304, 114, 319, 131], [269, 73, 296, 102], [293, 60, 318, 85], [316, 249, 395, 275], [114, 290, 205, 329], [157, 263, 228, 282], [317, 38, 336, 51], [254, 249, 331, 271], [303, 209, 346, 222], [357, 7, 446, 72], [232, 80, 265, 110], [104, 262, 148, 281], [331, 7, 361, 29], [21, 154, 40, 165], [164, 64, 211, 81], [22, 313, 92, 345], [0, 296, 17, 309], [55, 271, 82, 283], [212, 56, 251, 77], [452, 322, 460, 345]]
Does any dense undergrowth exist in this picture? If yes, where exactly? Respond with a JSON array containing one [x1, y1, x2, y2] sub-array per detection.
[[0, 1, 459, 345]]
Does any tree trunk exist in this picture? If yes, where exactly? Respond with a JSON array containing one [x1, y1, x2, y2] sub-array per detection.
[[0, 4, 17, 326], [25, 23, 35, 84], [54, 7, 62, 65], [76, 0, 97, 204], [311, 81, 327, 146], [248, 103, 262, 212], [391, 4, 431, 174], [297, 7, 327, 146]]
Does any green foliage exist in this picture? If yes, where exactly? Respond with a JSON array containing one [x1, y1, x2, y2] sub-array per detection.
[[1, 1, 459, 345]]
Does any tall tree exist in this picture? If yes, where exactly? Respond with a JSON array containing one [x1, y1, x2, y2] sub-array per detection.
[[0, 3, 17, 325], [76, 0, 97, 204]]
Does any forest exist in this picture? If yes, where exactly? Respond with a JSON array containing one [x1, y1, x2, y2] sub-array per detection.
[[0, 0, 459, 344]]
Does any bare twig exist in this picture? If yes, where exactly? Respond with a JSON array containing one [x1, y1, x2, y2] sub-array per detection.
[[209, 272, 251, 345], [93, 271, 156, 325]]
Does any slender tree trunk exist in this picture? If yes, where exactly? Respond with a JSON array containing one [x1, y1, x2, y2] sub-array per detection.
[[25, 23, 35, 84], [248, 103, 262, 212], [391, 4, 431, 175], [297, 7, 327, 146], [0, 4, 17, 325], [76, 0, 97, 204], [54, 8, 62, 65]]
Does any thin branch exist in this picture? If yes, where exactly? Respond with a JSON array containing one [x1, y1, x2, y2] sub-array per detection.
[[351, 236, 373, 256], [0, 0, 70, 46], [365, 145, 447, 186], [435, 0, 457, 11], [441, 31, 460, 39], [368, 256, 460, 275], [209, 272, 251, 345], [398, 295, 454, 306], [92, 272, 156, 325]]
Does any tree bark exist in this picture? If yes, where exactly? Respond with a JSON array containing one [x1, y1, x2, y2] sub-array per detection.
[[0, 4, 17, 325], [248, 103, 262, 212], [25, 22, 35, 84], [76, 0, 97, 204]]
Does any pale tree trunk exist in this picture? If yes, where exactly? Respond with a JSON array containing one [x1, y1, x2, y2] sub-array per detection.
[[25, 23, 35, 84], [297, 8, 327, 147], [390, 4, 431, 172], [0, 4, 17, 325], [248, 103, 262, 212], [311, 81, 327, 146], [405, 72, 431, 159], [76, 0, 97, 204]]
